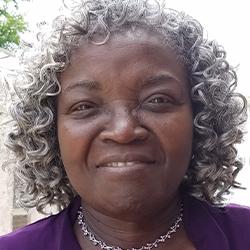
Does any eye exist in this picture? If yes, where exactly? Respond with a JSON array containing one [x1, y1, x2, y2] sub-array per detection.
[[149, 96, 170, 104], [69, 101, 97, 118], [72, 103, 94, 111], [142, 94, 175, 113]]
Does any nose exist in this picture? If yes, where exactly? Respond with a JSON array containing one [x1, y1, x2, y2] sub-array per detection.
[[99, 106, 149, 144]]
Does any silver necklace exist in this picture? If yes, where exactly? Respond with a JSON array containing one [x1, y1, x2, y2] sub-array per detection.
[[77, 204, 183, 250]]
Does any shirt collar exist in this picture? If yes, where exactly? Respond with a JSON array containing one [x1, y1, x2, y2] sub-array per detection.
[[57, 195, 230, 250]]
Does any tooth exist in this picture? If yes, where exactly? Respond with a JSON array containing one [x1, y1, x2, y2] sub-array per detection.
[[102, 161, 145, 167]]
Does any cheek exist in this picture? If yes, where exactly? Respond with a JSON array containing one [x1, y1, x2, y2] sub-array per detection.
[[57, 118, 104, 197], [148, 109, 193, 167], [148, 110, 193, 193], [165, 117, 192, 154], [57, 118, 99, 170]]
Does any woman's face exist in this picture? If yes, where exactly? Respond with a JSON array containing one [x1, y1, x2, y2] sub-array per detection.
[[57, 30, 193, 219]]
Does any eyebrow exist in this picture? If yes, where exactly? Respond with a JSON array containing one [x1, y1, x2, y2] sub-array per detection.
[[63, 80, 101, 92], [141, 73, 181, 88], [63, 73, 182, 93]]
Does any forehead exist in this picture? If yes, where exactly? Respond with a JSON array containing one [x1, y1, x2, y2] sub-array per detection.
[[60, 29, 188, 91]]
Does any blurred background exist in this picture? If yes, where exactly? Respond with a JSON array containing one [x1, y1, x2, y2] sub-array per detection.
[[0, 0, 249, 235]]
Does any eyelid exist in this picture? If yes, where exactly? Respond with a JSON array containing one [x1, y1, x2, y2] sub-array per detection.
[[143, 93, 175, 104], [139, 93, 178, 113], [149, 95, 171, 103], [69, 101, 96, 113]]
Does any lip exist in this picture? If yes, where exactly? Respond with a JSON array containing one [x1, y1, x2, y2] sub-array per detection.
[[96, 153, 155, 168]]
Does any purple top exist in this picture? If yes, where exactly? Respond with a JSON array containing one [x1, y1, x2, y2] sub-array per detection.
[[1, 195, 250, 250]]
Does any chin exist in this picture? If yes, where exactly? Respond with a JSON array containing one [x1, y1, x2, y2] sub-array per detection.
[[95, 194, 169, 222]]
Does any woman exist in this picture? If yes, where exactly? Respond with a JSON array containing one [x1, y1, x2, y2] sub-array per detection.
[[0, 0, 249, 249]]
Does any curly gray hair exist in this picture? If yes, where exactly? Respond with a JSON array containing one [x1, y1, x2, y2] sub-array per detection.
[[6, 0, 247, 213]]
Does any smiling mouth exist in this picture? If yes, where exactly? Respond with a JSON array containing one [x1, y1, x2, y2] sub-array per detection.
[[96, 153, 156, 169], [97, 161, 156, 169], [99, 161, 152, 168]]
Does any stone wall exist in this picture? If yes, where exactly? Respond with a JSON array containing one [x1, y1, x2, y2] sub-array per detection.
[[0, 103, 14, 235], [0, 67, 30, 235], [0, 54, 45, 235]]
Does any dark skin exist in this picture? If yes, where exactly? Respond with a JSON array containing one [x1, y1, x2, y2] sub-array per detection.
[[57, 29, 195, 250]]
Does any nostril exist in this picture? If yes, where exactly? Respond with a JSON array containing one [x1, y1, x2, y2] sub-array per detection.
[[99, 125, 149, 144], [134, 126, 149, 140]]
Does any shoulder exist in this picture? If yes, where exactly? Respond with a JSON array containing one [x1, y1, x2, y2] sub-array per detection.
[[187, 194, 250, 229], [0, 210, 66, 250], [185, 195, 250, 249], [0, 196, 81, 250], [207, 202, 250, 235]]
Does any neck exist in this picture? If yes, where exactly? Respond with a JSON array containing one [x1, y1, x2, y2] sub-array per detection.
[[75, 194, 183, 249]]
